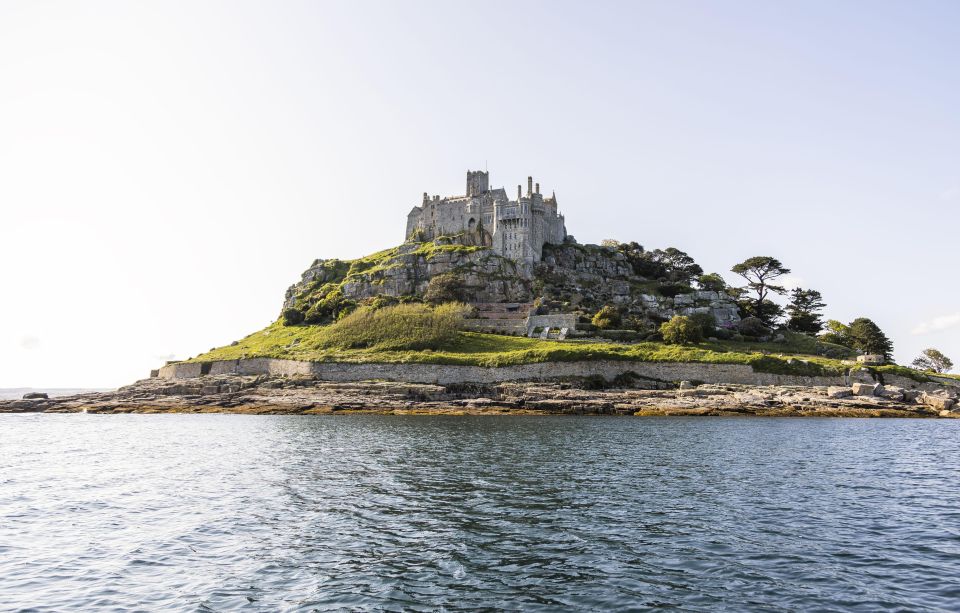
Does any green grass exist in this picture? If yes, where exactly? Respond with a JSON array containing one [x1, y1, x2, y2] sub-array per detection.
[[188, 322, 861, 377]]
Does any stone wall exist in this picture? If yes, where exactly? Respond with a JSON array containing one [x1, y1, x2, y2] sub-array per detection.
[[526, 313, 578, 333], [158, 358, 847, 387]]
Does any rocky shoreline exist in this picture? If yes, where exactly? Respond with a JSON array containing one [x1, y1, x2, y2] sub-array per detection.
[[2, 374, 958, 418]]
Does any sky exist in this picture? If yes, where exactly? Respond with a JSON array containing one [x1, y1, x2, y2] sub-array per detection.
[[1, 0, 958, 388]]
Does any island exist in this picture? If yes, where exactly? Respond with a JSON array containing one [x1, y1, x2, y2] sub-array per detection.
[[5, 170, 958, 417]]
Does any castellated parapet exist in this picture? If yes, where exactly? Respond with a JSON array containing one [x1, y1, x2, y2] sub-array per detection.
[[405, 170, 568, 267]]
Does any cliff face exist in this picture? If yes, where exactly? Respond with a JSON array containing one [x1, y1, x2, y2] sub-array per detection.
[[536, 244, 741, 328], [283, 240, 741, 330]]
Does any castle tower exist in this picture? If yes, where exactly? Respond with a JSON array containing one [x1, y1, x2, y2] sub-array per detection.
[[466, 170, 489, 197]]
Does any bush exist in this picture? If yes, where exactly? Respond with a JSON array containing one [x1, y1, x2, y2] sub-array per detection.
[[660, 315, 704, 345], [712, 327, 734, 340], [304, 293, 356, 325], [282, 307, 305, 326], [737, 317, 769, 338], [591, 306, 621, 330], [688, 312, 717, 336], [424, 273, 466, 304], [315, 302, 471, 351]]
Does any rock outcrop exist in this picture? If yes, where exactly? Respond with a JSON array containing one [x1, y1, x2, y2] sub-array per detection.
[[283, 241, 741, 331], [3, 374, 958, 418]]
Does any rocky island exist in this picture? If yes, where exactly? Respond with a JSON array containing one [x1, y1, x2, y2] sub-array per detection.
[[6, 169, 958, 417]]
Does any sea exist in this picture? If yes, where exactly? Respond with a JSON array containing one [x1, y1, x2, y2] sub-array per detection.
[[1, 414, 958, 611]]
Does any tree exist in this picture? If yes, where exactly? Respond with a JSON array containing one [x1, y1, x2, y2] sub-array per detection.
[[600, 239, 621, 248], [819, 320, 851, 346], [847, 317, 894, 360], [697, 273, 727, 292], [592, 306, 621, 330], [660, 315, 704, 345], [911, 348, 953, 373], [731, 256, 791, 325], [786, 288, 826, 334], [616, 243, 703, 284], [651, 248, 703, 284]]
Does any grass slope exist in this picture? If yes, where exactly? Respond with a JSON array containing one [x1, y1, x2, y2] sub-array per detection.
[[189, 322, 864, 377]]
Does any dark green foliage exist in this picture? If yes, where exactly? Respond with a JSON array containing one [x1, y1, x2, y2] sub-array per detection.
[[660, 315, 704, 345], [737, 317, 769, 338], [282, 307, 305, 326], [424, 273, 466, 304], [786, 288, 826, 334], [688, 312, 717, 336], [731, 256, 791, 325], [847, 317, 894, 360], [617, 243, 703, 284], [591, 306, 621, 330], [697, 273, 727, 292], [911, 348, 953, 373], [657, 283, 693, 298], [304, 293, 356, 324]]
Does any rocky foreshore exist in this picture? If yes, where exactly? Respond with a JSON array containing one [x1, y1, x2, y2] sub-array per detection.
[[2, 374, 958, 418]]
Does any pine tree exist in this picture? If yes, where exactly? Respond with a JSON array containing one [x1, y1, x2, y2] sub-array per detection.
[[786, 288, 826, 334]]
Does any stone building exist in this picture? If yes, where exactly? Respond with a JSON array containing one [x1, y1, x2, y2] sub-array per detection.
[[405, 170, 567, 266]]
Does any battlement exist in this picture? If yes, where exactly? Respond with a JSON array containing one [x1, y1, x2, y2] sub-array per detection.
[[405, 169, 568, 267]]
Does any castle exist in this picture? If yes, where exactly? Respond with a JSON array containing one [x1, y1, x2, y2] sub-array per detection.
[[405, 170, 568, 266]]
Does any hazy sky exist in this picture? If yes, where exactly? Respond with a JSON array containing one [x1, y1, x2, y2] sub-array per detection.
[[1, 0, 958, 388]]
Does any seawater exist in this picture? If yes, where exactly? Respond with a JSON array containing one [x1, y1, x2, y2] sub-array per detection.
[[1, 415, 958, 611]]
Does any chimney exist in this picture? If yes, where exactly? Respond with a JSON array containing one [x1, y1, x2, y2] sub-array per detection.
[[527, 176, 533, 196], [517, 184, 521, 200], [535, 182, 540, 195]]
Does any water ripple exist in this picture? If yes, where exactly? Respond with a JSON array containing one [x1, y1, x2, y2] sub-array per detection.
[[1, 415, 959, 611]]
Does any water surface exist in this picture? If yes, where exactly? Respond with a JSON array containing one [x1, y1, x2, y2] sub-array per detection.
[[1, 415, 958, 611]]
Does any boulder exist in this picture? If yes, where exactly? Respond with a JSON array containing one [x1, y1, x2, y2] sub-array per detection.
[[920, 393, 956, 411], [826, 386, 852, 399], [851, 382, 880, 397], [22, 392, 48, 399], [877, 386, 905, 402]]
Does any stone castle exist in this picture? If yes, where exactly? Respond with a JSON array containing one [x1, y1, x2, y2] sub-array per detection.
[[405, 170, 568, 266]]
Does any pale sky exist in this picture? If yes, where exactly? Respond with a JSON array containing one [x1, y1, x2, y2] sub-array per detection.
[[1, 0, 958, 388]]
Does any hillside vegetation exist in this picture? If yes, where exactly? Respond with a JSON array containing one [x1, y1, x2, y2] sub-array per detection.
[[190, 305, 870, 378]]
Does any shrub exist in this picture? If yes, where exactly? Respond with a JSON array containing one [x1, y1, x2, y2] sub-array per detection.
[[282, 307, 305, 326], [688, 312, 717, 336], [304, 293, 357, 325], [591, 306, 621, 330], [424, 273, 466, 304], [660, 315, 704, 345], [712, 327, 734, 340], [737, 317, 769, 338], [315, 302, 471, 351]]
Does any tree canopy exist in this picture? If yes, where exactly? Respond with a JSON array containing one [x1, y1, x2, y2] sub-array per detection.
[[731, 256, 791, 325], [786, 288, 826, 334], [847, 317, 894, 360], [911, 348, 953, 373]]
